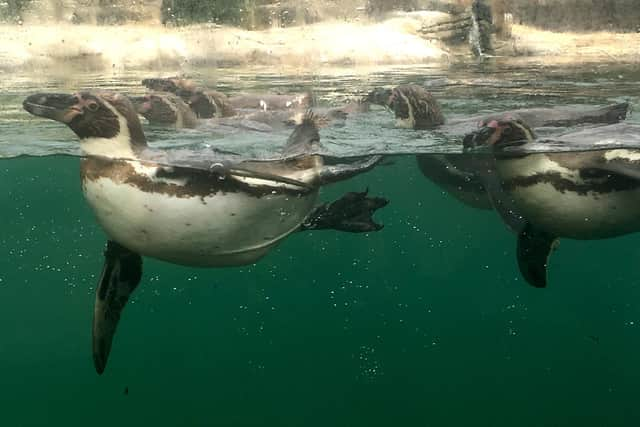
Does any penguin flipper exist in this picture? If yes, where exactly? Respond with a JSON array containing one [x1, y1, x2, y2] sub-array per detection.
[[300, 189, 388, 233], [516, 223, 558, 288], [319, 155, 383, 185], [92, 241, 142, 375], [480, 162, 527, 233]]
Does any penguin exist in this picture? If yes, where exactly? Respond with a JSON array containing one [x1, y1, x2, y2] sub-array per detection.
[[187, 89, 237, 119], [130, 93, 198, 128], [141, 77, 312, 116], [140, 77, 369, 130], [368, 83, 629, 133], [23, 91, 388, 374], [463, 116, 640, 288], [368, 84, 630, 210]]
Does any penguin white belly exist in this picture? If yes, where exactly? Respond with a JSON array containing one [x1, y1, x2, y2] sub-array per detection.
[[82, 171, 317, 267], [508, 183, 640, 239], [498, 154, 640, 239]]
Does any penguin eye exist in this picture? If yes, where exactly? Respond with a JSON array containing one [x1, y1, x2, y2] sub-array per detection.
[[86, 101, 99, 112]]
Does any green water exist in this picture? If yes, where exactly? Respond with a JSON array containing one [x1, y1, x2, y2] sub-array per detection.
[[2, 62, 640, 426], [3, 155, 640, 426]]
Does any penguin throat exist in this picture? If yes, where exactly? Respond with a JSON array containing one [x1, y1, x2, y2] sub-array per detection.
[[394, 91, 416, 129], [79, 103, 140, 159]]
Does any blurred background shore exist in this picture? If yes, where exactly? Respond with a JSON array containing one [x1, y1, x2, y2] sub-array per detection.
[[0, 0, 638, 73]]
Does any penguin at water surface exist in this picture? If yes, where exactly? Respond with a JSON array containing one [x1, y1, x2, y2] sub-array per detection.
[[463, 116, 640, 288], [367, 83, 631, 210], [130, 92, 198, 128], [23, 91, 388, 374]]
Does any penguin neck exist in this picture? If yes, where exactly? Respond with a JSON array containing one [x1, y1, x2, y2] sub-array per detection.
[[80, 103, 147, 159], [80, 135, 142, 159]]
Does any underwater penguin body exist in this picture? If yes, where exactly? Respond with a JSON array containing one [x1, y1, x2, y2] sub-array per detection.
[[464, 117, 640, 288], [23, 91, 387, 374]]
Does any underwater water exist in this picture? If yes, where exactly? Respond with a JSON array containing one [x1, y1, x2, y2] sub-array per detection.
[[2, 62, 640, 426]]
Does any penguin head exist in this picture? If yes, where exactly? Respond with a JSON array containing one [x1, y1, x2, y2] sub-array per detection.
[[388, 84, 445, 130], [23, 91, 147, 154], [463, 115, 535, 151], [131, 93, 181, 125], [365, 87, 393, 107], [141, 77, 196, 98], [188, 90, 235, 119]]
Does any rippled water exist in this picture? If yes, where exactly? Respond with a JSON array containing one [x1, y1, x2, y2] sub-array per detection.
[[2, 61, 639, 160], [3, 60, 640, 426]]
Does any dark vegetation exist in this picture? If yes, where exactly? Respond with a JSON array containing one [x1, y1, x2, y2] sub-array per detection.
[[1, 0, 639, 32], [0, 0, 29, 22], [160, 0, 255, 26]]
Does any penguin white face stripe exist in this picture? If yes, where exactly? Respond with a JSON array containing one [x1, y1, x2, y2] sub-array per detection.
[[604, 149, 640, 162], [163, 97, 181, 127], [511, 121, 535, 144], [80, 100, 135, 159], [207, 94, 222, 118], [394, 90, 416, 129]]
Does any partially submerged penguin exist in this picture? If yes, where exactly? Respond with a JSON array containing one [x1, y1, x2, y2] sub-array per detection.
[[130, 93, 198, 128], [463, 116, 640, 288], [369, 84, 630, 133], [140, 77, 368, 130], [187, 89, 237, 119], [142, 77, 312, 116], [371, 84, 631, 210], [23, 91, 388, 374], [141, 77, 238, 118]]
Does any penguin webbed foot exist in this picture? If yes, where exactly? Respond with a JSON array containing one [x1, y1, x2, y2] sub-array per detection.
[[300, 189, 388, 233], [93, 240, 142, 375], [516, 223, 558, 288]]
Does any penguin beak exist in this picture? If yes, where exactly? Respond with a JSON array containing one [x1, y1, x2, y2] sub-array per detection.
[[23, 93, 81, 124], [463, 125, 496, 151]]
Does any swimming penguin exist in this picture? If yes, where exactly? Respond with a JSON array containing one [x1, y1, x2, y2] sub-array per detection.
[[187, 89, 238, 119], [142, 77, 312, 115], [141, 77, 198, 95], [463, 116, 640, 288], [371, 84, 631, 210], [130, 93, 198, 128], [130, 90, 298, 131], [386, 84, 445, 130], [369, 84, 630, 133], [140, 78, 369, 130], [23, 91, 388, 374]]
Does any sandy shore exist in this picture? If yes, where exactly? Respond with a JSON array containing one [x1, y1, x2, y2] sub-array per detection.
[[0, 19, 448, 73], [0, 18, 638, 74], [503, 24, 640, 64]]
